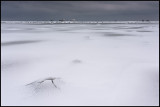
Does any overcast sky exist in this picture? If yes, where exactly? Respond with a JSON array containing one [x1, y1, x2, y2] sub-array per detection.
[[1, 1, 159, 21]]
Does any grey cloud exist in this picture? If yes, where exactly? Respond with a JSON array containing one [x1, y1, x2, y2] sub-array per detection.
[[1, 1, 159, 21]]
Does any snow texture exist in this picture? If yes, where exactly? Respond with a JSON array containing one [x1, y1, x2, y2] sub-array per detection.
[[1, 21, 159, 106]]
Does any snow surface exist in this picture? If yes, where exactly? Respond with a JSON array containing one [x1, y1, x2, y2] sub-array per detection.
[[1, 22, 159, 106]]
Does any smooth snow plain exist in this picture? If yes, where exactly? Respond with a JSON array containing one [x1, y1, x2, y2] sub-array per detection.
[[1, 22, 159, 106]]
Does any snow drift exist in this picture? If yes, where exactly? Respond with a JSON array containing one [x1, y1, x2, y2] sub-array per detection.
[[1, 22, 159, 106]]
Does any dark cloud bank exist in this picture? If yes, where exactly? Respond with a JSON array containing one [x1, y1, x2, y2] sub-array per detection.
[[1, 1, 159, 21]]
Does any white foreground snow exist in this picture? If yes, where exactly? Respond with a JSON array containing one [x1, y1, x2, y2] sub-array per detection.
[[1, 22, 159, 106]]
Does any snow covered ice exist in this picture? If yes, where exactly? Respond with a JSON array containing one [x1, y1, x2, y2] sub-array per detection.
[[1, 21, 159, 106]]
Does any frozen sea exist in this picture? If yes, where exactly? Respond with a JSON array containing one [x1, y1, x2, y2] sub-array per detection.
[[1, 22, 159, 106]]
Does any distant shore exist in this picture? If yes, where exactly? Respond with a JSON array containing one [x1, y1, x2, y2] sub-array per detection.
[[1, 21, 159, 24]]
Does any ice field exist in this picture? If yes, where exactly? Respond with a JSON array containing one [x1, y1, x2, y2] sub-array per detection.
[[1, 22, 159, 106]]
